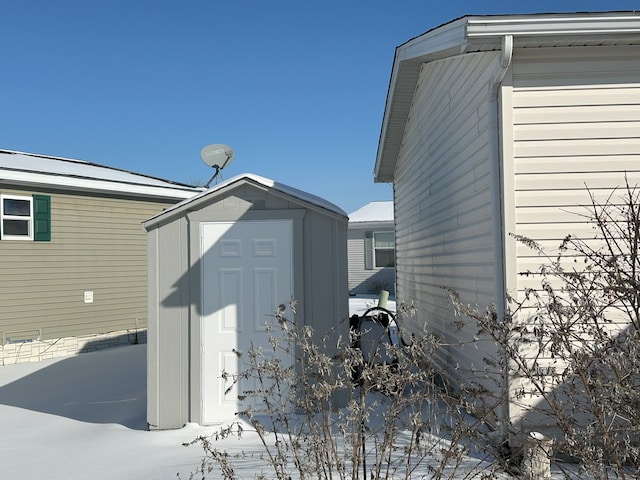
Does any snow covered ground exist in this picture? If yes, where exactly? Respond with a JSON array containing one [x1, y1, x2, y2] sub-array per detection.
[[0, 296, 395, 480], [0, 295, 564, 479], [0, 343, 213, 479]]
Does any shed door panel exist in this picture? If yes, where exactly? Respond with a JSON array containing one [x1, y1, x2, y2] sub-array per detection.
[[200, 220, 293, 424]]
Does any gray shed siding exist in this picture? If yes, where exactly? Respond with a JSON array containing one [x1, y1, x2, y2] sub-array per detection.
[[394, 51, 503, 377], [146, 217, 190, 429], [146, 180, 348, 429]]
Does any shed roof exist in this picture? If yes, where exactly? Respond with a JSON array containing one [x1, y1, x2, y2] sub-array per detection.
[[0, 149, 201, 200], [374, 11, 640, 183], [348, 201, 394, 224], [144, 173, 347, 228]]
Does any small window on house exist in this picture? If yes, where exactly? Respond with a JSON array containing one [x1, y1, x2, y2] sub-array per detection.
[[0, 194, 51, 242], [1, 195, 33, 240], [365, 230, 395, 269], [373, 232, 395, 267]]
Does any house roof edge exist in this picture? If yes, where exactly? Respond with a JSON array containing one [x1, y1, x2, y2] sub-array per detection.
[[0, 149, 201, 200], [374, 11, 640, 183]]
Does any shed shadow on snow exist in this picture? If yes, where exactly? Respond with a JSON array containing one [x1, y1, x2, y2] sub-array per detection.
[[0, 344, 147, 430]]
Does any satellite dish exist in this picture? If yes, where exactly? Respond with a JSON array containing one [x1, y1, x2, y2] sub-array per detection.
[[200, 144, 234, 187], [200, 144, 234, 169]]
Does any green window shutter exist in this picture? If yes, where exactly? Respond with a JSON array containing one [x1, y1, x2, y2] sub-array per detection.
[[364, 231, 373, 270], [33, 194, 51, 242]]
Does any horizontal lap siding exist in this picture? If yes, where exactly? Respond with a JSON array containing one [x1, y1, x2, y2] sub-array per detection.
[[512, 46, 640, 303], [347, 228, 395, 294], [394, 51, 501, 371], [347, 229, 367, 292], [0, 187, 177, 340], [507, 46, 640, 431]]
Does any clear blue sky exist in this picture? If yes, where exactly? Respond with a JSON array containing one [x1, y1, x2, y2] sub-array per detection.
[[2, 1, 638, 213]]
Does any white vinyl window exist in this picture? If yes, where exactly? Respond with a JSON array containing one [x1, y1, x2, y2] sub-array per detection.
[[373, 231, 395, 268], [1, 195, 33, 240], [365, 230, 395, 269]]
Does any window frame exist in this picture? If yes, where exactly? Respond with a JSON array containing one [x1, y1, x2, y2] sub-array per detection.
[[364, 230, 395, 269], [1, 194, 34, 241], [373, 231, 395, 268]]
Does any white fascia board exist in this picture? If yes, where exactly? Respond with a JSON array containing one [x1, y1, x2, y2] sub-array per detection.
[[349, 221, 394, 231], [397, 17, 468, 62], [373, 60, 417, 182], [374, 19, 468, 182], [1, 170, 199, 200], [466, 14, 640, 38]]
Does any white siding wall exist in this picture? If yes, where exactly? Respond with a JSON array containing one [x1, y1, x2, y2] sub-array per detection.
[[506, 45, 640, 430], [394, 51, 502, 374], [510, 45, 640, 294], [347, 226, 395, 294]]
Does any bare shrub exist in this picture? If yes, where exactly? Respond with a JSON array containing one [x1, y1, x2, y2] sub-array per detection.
[[184, 181, 640, 479], [449, 179, 640, 479], [184, 300, 512, 479]]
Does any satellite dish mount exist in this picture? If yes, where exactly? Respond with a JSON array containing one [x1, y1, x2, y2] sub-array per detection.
[[200, 144, 234, 187]]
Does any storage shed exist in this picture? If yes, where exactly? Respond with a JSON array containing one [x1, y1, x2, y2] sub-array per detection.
[[144, 173, 348, 429]]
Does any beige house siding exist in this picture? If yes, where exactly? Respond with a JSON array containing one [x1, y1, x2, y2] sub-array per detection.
[[394, 51, 503, 377], [374, 10, 640, 441], [0, 185, 178, 343], [509, 46, 640, 294], [503, 45, 640, 429]]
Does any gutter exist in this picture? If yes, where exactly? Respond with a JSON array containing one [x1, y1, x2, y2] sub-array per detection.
[[466, 13, 640, 38]]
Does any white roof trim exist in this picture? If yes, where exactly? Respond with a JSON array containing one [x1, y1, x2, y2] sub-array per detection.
[[466, 13, 640, 37], [0, 149, 201, 200], [1, 169, 199, 199]]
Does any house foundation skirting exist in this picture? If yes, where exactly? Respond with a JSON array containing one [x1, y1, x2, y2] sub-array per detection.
[[0, 328, 147, 365]]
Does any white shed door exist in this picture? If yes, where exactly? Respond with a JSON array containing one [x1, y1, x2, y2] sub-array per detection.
[[200, 220, 293, 424]]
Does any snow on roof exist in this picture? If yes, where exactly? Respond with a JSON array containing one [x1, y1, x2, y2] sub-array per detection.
[[348, 201, 393, 223], [145, 173, 347, 226], [0, 149, 201, 199]]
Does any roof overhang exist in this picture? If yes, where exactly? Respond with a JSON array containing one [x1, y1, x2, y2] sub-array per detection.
[[0, 150, 201, 200], [0, 168, 200, 200], [374, 11, 640, 183]]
